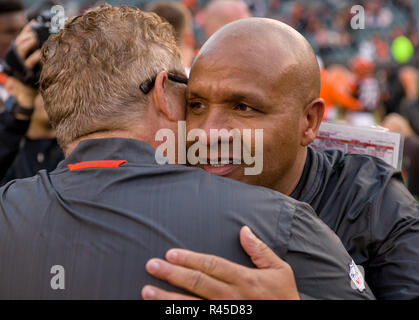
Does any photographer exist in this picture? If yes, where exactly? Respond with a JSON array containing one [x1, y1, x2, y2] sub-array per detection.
[[0, 0, 27, 109], [0, 20, 63, 185]]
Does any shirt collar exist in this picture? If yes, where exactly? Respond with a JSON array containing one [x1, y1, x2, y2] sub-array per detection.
[[290, 146, 320, 202], [57, 138, 164, 170]]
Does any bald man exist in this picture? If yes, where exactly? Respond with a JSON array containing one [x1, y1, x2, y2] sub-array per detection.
[[143, 18, 419, 300]]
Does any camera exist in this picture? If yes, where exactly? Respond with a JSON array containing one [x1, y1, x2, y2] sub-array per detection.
[[32, 9, 56, 47]]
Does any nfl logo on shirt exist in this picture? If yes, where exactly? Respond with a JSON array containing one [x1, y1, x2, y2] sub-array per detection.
[[349, 260, 366, 292]]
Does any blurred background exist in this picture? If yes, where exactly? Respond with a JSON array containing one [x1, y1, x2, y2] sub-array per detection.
[[13, 0, 418, 121]]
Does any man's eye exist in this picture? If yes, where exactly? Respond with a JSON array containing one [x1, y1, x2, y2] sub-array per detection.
[[235, 103, 255, 112], [188, 102, 204, 109]]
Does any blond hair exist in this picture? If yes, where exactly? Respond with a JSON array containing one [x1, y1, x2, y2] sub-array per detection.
[[40, 4, 184, 148]]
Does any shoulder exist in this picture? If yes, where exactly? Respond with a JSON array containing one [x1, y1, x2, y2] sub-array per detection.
[[287, 199, 375, 299], [309, 148, 418, 238], [318, 148, 400, 201], [321, 148, 396, 177], [0, 171, 53, 233], [318, 148, 419, 235], [0, 171, 51, 209], [163, 164, 303, 209]]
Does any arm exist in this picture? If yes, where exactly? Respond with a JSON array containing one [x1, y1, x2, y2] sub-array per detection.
[[0, 104, 31, 180], [0, 22, 41, 181], [141, 172, 375, 300], [0, 78, 37, 182], [332, 82, 363, 111], [142, 216, 375, 300], [366, 176, 419, 299], [142, 226, 300, 300]]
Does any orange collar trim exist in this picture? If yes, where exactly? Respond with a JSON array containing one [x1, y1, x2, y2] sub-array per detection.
[[67, 160, 127, 171]]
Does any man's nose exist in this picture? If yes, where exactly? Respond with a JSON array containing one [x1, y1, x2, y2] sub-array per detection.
[[194, 108, 233, 145]]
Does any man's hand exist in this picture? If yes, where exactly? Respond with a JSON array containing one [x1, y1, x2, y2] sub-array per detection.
[[4, 21, 41, 119], [14, 21, 41, 70], [4, 77, 37, 109], [141, 226, 300, 300]]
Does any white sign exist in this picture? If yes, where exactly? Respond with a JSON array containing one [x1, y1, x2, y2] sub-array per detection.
[[311, 122, 403, 170]]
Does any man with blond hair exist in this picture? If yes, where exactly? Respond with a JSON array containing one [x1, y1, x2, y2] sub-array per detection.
[[0, 4, 374, 299]]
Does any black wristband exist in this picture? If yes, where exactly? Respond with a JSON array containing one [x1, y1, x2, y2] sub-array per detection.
[[5, 96, 34, 118], [1, 97, 31, 135], [13, 103, 34, 117]]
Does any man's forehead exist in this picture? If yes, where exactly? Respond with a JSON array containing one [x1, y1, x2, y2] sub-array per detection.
[[188, 53, 292, 102], [196, 37, 279, 68], [192, 35, 298, 83], [189, 64, 261, 96]]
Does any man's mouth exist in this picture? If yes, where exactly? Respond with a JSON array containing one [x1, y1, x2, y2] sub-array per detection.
[[201, 159, 240, 176]]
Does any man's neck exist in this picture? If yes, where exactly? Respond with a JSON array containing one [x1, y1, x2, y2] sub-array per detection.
[[26, 120, 56, 140], [64, 131, 154, 157], [274, 148, 308, 196]]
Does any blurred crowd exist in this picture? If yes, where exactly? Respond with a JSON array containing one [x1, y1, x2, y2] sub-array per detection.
[[0, 0, 418, 196]]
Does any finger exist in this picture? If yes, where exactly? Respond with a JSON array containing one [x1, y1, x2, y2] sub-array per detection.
[[15, 21, 37, 45], [21, 20, 36, 34], [240, 226, 286, 269], [165, 249, 246, 283], [145, 258, 231, 299], [25, 49, 41, 69], [16, 36, 38, 60], [141, 285, 200, 300], [15, 32, 33, 46]]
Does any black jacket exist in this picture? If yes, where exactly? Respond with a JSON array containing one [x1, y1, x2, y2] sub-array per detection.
[[404, 134, 419, 197], [291, 147, 419, 299], [0, 138, 374, 299], [0, 109, 64, 185]]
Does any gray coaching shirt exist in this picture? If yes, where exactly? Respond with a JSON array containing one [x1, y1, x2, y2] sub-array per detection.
[[0, 138, 374, 299]]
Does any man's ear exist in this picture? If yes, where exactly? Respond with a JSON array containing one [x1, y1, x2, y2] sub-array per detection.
[[300, 98, 325, 146], [151, 71, 177, 122]]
